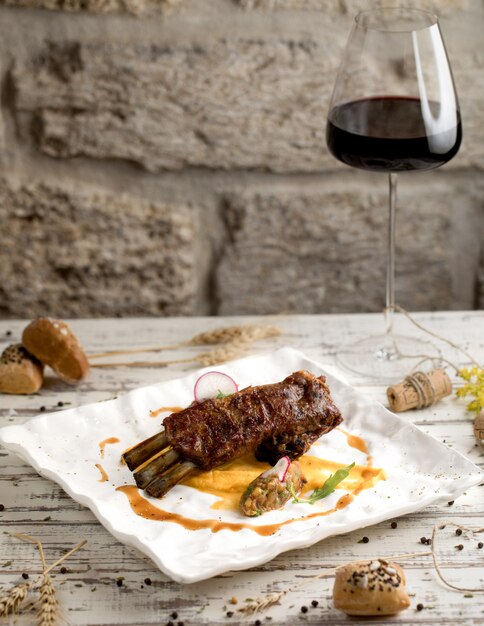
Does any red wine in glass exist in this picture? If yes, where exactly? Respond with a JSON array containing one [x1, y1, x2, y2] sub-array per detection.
[[327, 96, 461, 172], [325, 8, 462, 379]]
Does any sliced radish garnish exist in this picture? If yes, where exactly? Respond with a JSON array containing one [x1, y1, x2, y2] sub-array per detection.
[[193, 371, 238, 403], [261, 456, 291, 483]]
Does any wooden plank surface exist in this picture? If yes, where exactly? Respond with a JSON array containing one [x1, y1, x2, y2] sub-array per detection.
[[0, 312, 483, 625]]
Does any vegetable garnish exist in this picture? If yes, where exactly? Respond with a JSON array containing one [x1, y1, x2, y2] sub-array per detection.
[[193, 371, 238, 402], [290, 462, 355, 504]]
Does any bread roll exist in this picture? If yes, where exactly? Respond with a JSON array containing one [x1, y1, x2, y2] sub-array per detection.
[[0, 344, 44, 394], [333, 559, 410, 616], [22, 317, 89, 384]]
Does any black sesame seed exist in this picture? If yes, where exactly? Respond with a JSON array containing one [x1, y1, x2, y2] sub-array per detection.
[[391, 521, 397, 529], [311, 600, 319, 607], [448, 500, 454, 506], [456, 544, 464, 550], [456, 528, 463, 536], [170, 612, 178, 620], [416, 603, 424, 611], [478, 542, 483, 549], [226, 611, 234, 617], [22, 573, 29, 580], [144, 577, 152, 585], [301, 606, 308, 613]]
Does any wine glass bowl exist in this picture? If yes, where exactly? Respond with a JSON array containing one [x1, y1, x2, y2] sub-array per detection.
[[326, 8, 461, 379]]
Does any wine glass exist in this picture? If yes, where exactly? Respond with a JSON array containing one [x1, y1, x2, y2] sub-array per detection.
[[326, 7, 461, 380]]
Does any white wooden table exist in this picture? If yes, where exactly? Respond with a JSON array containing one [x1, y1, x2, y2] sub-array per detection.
[[0, 312, 483, 625]]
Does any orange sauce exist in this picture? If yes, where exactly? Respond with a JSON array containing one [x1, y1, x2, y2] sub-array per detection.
[[95, 463, 109, 482], [99, 437, 120, 459], [150, 406, 183, 418], [182, 453, 384, 511], [116, 485, 354, 536], [337, 428, 368, 454], [116, 429, 386, 534]]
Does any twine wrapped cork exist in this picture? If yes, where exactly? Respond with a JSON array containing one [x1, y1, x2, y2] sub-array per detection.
[[387, 369, 452, 412], [474, 410, 484, 446]]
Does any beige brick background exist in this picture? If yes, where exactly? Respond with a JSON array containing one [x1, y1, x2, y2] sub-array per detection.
[[0, 0, 483, 318]]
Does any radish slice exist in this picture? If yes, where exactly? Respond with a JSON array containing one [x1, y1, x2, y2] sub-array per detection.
[[261, 456, 291, 483], [194, 371, 238, 403]]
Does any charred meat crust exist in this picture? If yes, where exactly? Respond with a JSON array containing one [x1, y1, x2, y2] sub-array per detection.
[[163, 370, 343, 471]]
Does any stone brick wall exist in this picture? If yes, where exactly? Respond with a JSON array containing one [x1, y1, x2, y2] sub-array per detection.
[[0, 0, 483, 318]]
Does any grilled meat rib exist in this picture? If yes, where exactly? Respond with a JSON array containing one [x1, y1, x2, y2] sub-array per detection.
[[123, 370, 343, 498]]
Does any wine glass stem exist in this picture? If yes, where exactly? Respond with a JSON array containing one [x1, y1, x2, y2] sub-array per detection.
[[385, 172, 398, 335]]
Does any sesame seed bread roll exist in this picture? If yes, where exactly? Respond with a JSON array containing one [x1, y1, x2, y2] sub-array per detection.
[[333, 559, 410, 616], [22, 318, 89, 384], [0, 344, 44, 394]]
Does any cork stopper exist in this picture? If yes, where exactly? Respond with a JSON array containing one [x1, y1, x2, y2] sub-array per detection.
[[474, 410, 484, 446], [387, 369, 452, 412]]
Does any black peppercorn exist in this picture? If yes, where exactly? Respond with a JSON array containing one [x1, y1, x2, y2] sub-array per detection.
[[358, 536, 369, 543], [116, 578, 123, 587], [301, 606, 308, 613], [170, 612, 178, 620], [255, 621, 262, 626], [478, 542, 483, 549], [22, 573, 29, 580], [6, 330, 11, 336], [416, 603, 424, 611], [311, 600, 319, 607], [456, 544, 464, 550], [40, 406, 46, 412], [0, 504, 5, 511], [391, 521, 397, 529], [226, 611, 234, 617], [456, 528, 462, 536], [448, 500, 454, 506], [60, 566, 67, 574], [144, 577, 152, 585], [57, 401, 64, 407], [420, 536, 427, 544]]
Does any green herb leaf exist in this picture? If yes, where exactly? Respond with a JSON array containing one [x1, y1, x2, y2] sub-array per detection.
[[216, 389, 228, 399], [291, 462, 355, 504]]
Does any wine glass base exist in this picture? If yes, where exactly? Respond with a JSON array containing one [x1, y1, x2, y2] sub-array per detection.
[[335, 334, 442, 382]]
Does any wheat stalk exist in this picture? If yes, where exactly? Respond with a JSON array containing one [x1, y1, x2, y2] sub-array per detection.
[[190, 325, 281, 346], [88, 324, 281, 360], [0, 582, 32, 617], [6, 534, 87, 623], [91, 337, 263, 369], [37, 573, 60, 626]]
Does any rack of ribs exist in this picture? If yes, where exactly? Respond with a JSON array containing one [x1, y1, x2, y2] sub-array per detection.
[[122, 370, 343, 498]]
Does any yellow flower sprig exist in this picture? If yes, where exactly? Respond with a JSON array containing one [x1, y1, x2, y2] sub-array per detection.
[[456, 366, 484, 416]]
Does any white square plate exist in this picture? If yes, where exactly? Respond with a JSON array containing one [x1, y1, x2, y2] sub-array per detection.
[[0, 347, 481, 583]]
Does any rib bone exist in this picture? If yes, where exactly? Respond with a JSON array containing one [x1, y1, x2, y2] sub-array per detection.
[[123, 431, 169, 471], [145, 461, 197, 498], [134, 449, 180, 489]]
